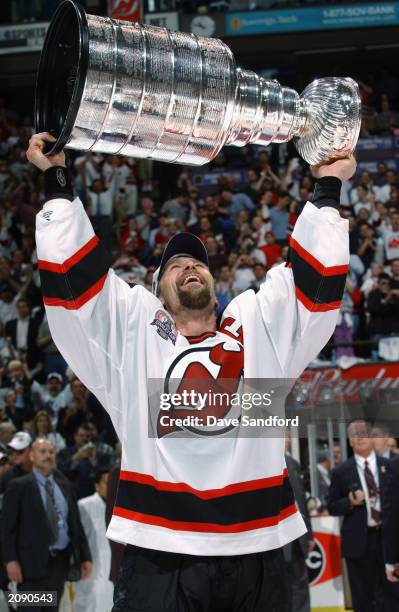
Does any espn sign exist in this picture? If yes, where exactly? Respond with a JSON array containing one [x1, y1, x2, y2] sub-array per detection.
[[108, 0, 142, 22]]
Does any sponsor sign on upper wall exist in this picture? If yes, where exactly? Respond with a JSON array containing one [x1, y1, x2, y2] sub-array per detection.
[[225, 2, 399, 36]]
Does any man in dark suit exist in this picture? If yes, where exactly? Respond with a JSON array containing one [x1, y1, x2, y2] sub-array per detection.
[[1, 438, 92, 611], [384, 455, 399, 585], [327, 419, 399, 612], [283, 437, 315, 612], [0, 431, 33, 592], [5, 297, 41, 369]]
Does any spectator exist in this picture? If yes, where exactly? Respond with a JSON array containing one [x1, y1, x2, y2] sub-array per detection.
[[36, 313, 67, 377], [0, 422, 16, 449], [32, 411, 66, 452], [135, 197, 157, 242], [3, 388, 25, 430], [379, 210, 399, 262], [1, 438, 92, 608], [371, 424, 396, 459], [73, 469, 114, 612], [204, 236, 227, 274], [269, 191, 290, 245], [34, 372, 66, 426], [57, 423, 112, 499], [250, 262, 267, 291], [215, 265, 234, 314], [0, 452, 10, 480], [361, 262, 383, 297], [259, 231, 282, 270], [390, 259, 399, 290], [333, 443, 342, 465], [387, 438, 399, 455], [56, 378, 91, 441], [87, 178, 116, 252], [161, 190, 190, 222], [0, 431, 32, 495], [2, 359, 37, 419], [356, 223, 382, 270], [379, 170, 399, 204], [220, 187, 255, 221], [327, 419, 399, 612], [232, 254, 256, 294], [367, 273, 399, 341], [316, 449, 331, 509], [5, 297, 41, 369]]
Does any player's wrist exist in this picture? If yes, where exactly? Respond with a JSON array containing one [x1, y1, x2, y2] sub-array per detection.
[[311, 176, 342, 210], [44, 166, 73, 202]]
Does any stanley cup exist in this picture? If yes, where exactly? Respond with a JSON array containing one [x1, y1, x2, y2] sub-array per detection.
[[35, 0, 361, 166]]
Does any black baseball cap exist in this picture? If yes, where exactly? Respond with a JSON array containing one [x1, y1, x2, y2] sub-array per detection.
[[152, 233, 209, 295]]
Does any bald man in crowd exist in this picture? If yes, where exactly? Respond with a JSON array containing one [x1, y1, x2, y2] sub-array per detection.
[[1, 439, 92, 611]]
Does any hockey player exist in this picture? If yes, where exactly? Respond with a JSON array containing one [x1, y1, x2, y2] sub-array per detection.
[[28, 132, 355, 611]]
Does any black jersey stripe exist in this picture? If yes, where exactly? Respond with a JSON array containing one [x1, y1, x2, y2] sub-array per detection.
[[39, 238, 111, 304], [290, 242, 347, 308], [115, 472, 294, 527]]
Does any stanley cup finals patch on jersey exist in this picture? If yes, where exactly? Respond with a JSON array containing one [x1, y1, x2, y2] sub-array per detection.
[[151, 310, 177, 345]]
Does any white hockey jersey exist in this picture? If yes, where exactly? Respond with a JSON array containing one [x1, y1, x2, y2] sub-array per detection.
[[35, 197, 348, 556]]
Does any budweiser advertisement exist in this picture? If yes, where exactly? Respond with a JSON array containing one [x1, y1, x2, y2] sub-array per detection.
[[290, 362, 399, 434]]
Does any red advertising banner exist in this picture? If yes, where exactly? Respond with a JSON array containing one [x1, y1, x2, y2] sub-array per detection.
[[299, 362, 399, 404], [108, 0, 141, 22]]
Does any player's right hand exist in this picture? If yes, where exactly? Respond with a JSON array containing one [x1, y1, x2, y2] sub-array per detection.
[[26, 132, 66, 172], [6, 561, 23, 583], [310, 154, 357, 182]]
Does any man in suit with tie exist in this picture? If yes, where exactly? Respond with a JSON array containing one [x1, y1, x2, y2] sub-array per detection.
[[1, 438, 92, 611], [5, 297, 41, 369], [327, 419, 399, 612]]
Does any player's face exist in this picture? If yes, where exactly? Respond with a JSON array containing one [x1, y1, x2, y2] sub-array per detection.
[[160, 257, 215, 313]]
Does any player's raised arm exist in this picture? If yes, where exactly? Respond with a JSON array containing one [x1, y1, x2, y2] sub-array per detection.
[[256, 156, 356, 378], [29, 133, 138, 431]]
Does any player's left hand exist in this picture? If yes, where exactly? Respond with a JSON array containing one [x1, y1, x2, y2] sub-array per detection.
[[310, 154, 357, 182], [26, 132, 66, 172]]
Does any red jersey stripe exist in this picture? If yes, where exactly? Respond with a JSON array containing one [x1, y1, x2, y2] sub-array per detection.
[[290, 236, 348, 277], [38, 235, 99, 273], [119, 469, 289, 500], [43, 273, 107, 310], [112, 503, 297, 533]]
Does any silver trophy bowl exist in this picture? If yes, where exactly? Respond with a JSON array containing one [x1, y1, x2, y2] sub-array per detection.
[[35, 0, 361, 166]]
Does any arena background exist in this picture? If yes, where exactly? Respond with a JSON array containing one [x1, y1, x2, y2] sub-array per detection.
[[1, 1, 399, 611]]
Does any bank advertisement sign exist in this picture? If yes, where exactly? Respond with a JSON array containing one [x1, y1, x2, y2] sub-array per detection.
[[225, 2, 399, 36]]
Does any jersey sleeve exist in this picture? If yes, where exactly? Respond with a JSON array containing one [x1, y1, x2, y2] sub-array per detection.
[[257, 202, 349, 378], [35, 197, 143, 433]]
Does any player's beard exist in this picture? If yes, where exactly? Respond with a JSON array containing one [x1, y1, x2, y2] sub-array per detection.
[[177, 283, 212, 310]]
